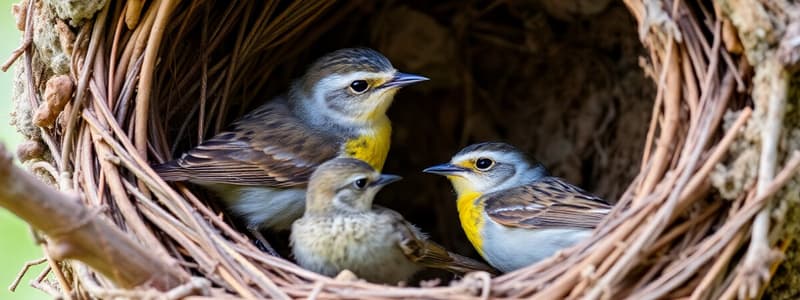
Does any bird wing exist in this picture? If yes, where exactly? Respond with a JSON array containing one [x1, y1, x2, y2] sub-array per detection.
[[484, 177, 611, 230], [153, 100, 339, 187], [375, 207, 498, 275]]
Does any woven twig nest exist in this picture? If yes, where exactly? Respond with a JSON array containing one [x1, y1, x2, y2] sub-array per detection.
[[8, 0, 800, 299]]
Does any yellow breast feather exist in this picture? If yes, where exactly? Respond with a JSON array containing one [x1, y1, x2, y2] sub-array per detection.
[[343, 117, 392, 171], [456, 191, 486, 257]]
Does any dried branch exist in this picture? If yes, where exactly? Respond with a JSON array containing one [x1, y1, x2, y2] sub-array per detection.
[[740, 57, 790, 300], [0, 143, 188, 291]]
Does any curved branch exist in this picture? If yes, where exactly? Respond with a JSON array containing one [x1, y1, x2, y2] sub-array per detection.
[[0, 143, 188, 291]]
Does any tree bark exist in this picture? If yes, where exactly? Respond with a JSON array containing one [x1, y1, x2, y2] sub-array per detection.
[[0, 143, 188, 291]]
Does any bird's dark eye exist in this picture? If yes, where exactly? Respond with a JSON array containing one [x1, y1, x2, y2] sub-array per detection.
[[475, 158, 494, 171], [349, 80, 369, 94], [353, 178, 368, 189]]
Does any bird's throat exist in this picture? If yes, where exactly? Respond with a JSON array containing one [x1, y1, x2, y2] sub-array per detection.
[[456, 191, 486, 257], [343, 117, 392, 171]]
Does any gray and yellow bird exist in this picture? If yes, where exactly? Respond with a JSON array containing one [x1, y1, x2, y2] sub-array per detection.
[[153, 48, 427, 251], [290, 158, 496, 284], [423, 142, 611, 272]]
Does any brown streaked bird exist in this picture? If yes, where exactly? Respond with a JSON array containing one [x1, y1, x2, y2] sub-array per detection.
[[423, 142, 611, 272], [153, 48, 428, 253], [290, 158, 497, 284]]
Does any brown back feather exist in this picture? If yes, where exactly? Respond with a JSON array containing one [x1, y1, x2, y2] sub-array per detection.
[[484, 177, 611, 230], [376, 207, 498, 275], [153, 99, 339, 187]]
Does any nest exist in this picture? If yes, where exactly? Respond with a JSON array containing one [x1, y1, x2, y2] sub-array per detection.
[[8, 0, 800, 299]]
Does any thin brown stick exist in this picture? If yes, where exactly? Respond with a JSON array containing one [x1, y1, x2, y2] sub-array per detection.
[[133, 0, 176, 158], [8, 257, 46, 292], [740, 57, 789, 299], [1, 0, 34, 72], [639, 39, 682, 198], [125, 0, 144, 29], [680, 107, 752, 202], [61, 4, 110, 173], [44, 253, 72, 300], [690, 231, 745, 300]]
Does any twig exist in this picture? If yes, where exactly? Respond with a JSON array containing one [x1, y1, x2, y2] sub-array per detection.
[[1, 0, 34, 72], [134, 0, 177, 159], [680, 107, 752, 203], [44, 252, 72, 299], [29, 279, 61, 299], [308, 281, 325, 300], [211, 234, 291, 300], [61, 4, 110, 174], [0, 143, 188, 291], [639, 37, 681, 198], [739, 57, 788, 300], [8, 257, 46, 292], [33, 264, 50, 284], [125, 0, 144, 29], [690, 231, 745, 300]]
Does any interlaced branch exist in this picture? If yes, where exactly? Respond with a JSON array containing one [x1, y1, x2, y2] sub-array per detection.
[[0, 143, 188, 291]]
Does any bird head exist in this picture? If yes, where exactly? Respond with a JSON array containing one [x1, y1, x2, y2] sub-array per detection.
[[292, 48, 428, 125], [423, 142, 548, 196], [306, 158, 402, 214]]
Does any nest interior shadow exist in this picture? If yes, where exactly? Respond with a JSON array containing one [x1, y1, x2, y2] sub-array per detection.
[[153, 1, 653, 266]]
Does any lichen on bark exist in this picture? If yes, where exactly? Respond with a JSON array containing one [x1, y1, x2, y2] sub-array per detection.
[[42, 0, 106, 26]]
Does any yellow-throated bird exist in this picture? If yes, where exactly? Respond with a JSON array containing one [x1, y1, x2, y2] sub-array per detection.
[[291, 158, 496, 284], [423, 142, 611, 272], [153, 48, 427, 253]]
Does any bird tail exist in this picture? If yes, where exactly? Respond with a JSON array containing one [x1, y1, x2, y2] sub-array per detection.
[[442, 250, 499, 275], [401, 238, 499, 275]]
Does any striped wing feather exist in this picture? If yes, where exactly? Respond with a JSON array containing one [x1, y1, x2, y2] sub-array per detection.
[[153, 100, 339, 187], [484, 177, 611, 229], [375, 207, 498, 275]]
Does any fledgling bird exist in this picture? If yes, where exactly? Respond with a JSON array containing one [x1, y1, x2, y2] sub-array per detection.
[[153, 48, 428, 252], [290, 158, 497, 284], [423, 142, 611, 273]]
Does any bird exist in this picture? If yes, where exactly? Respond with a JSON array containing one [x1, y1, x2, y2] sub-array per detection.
[[290, 158, 497, 284], [423, 142, 611, 273], [152, 48, 428, 253]]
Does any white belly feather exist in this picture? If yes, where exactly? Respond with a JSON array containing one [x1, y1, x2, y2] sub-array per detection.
[[481, 218, 592, 273], [204, 184, 306, 231]]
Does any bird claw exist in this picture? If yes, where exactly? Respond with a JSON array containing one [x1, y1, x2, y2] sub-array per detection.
[[738, 244, 783, 299], [247, 227, 280, 257]]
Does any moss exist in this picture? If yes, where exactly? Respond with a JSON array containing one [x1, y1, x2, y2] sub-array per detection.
[[765, 177, 800, 299], [43, 0, 105, 26], [10, 0, 74, 170], [10, 66, 38, 141], [781, 71, 800, 154], [767, 239, 800, 300], [710, 109, 760, 200], [32, 1, 71, 75], [710, 146, 759, 199], [717, 0, 783, 65]]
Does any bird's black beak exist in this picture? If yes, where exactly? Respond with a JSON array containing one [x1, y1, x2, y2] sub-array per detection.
[[423, 163, 469, 176], [371, 174, 403, 187], [382, 72, 429, 88]]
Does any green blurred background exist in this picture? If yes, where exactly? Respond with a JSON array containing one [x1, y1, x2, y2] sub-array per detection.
[[0, 0, 49, 299]]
